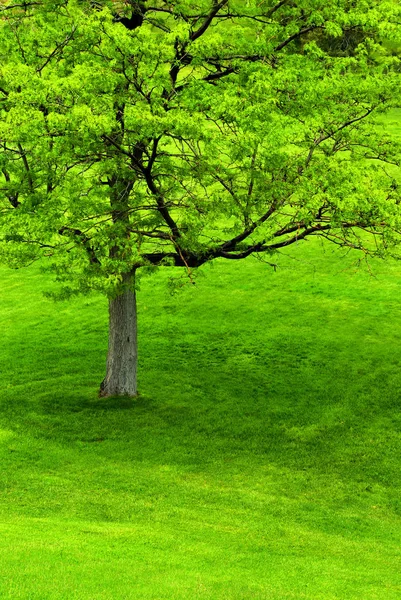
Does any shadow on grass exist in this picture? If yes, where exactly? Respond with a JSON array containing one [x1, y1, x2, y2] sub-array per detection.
[[1, 333, 399, 497]]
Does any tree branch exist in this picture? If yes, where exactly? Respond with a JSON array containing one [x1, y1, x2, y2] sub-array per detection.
[[142, 168, 181, 240], [17, 143, 33, 191], [190, 0, 228, 42], [220, 203, 277, 251], [58, 226, 100, 264], [274, 26, 321, 53], [114, 1, 146, 30], [37, 27, 77, 74], [2, 168, 20, 207]]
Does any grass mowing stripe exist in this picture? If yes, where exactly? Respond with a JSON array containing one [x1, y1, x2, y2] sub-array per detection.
[[0, 241, 401, 598]]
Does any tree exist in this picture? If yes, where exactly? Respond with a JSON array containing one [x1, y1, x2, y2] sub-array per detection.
[[0, 0, 400, 397]]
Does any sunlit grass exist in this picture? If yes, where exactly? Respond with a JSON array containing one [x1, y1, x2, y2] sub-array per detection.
[[1, 239, 401, 598]]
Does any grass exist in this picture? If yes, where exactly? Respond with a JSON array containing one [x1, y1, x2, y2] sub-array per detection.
[[0, 240, 401, 599]]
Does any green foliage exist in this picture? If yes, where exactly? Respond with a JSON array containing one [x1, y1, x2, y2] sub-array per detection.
[[0, 0, 400, 295], [1, 244, 401, 598]]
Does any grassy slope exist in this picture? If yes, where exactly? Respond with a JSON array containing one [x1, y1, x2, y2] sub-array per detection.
[[0, 240, 401, 599]]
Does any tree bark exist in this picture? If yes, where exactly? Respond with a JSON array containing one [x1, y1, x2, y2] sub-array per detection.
[[99, 273, 138, 398]]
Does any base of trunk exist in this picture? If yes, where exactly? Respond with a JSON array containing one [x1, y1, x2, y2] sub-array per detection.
[[98, 380, 139, 399]]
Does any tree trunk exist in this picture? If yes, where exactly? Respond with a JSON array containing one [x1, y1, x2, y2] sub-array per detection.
[[99, 273, 138, 398]]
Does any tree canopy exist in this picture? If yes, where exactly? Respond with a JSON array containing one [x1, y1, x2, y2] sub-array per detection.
[[0, 0, 400, 296]]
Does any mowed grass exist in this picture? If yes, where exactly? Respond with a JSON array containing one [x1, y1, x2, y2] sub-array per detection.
[[0, 241, 401, 599]]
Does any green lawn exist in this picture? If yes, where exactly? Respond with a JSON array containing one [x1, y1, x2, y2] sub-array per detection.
[[1, 241, 401, 599]]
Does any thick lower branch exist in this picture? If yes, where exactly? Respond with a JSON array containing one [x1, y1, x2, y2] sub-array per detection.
[[140, 222, 368, 267]]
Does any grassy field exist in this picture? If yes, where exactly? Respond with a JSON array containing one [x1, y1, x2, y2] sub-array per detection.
[[0, 239, 401, 599]]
